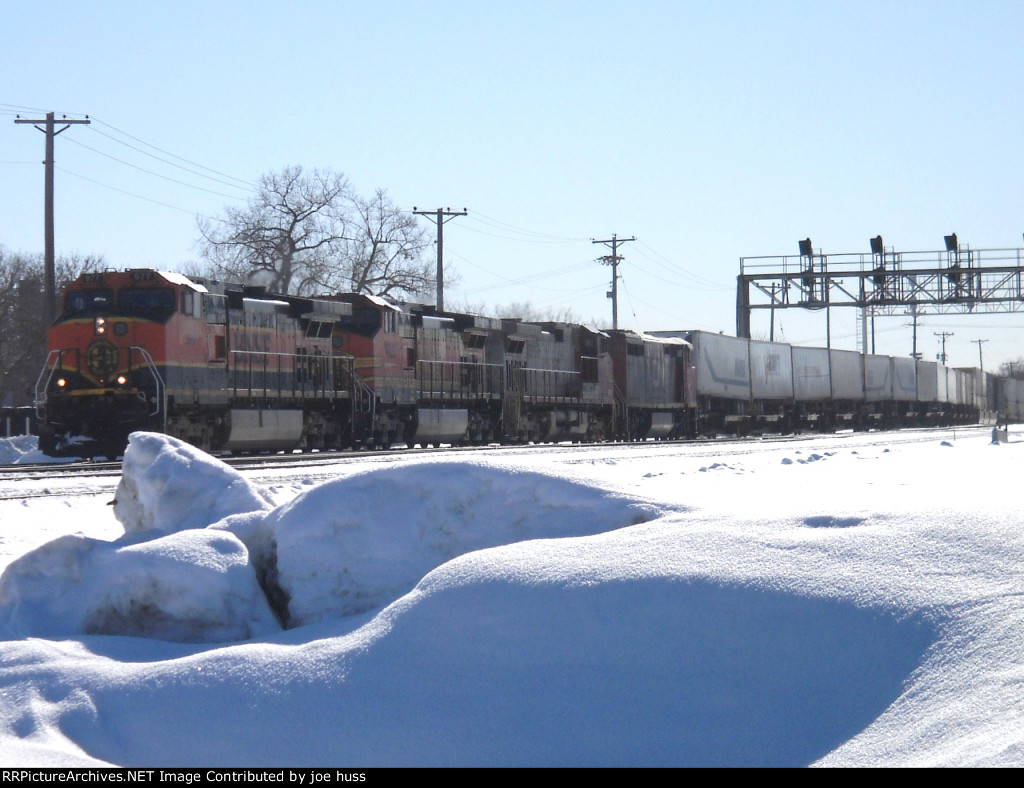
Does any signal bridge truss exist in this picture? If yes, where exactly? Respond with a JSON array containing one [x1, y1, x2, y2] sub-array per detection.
[[736, 246, 1024, 342]]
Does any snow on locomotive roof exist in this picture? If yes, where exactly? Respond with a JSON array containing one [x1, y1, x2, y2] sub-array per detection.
[[622, 329, 692, 349], [421, 314, 456, 329], [362, 294, 400, 311], [241, 297, 291, 311], [160, 271, 209, 292], [642, 334, 691, 348], [80, 269, 211, 293]]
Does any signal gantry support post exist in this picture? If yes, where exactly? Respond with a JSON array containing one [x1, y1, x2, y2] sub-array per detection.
[[413, 207, 466, 312], [14, 112, 91, 326]]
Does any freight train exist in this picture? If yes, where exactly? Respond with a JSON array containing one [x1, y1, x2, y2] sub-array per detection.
[[34, 269, 1012, 458]]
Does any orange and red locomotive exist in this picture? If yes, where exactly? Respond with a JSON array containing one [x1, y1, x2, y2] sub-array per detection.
[[36, 269, 350, 456]]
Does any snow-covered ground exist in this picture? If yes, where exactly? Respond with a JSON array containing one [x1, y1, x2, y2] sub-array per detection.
[[0, 426, 1021, 767]]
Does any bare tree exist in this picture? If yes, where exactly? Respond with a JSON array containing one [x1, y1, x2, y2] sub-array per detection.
[[494, 301, 583, 324], [337, 189, 433, 298], [197, 166, 351, 295], [999, 358, 1024, 380], [197, 167, 434, 299], [0, 248, 100, 406]]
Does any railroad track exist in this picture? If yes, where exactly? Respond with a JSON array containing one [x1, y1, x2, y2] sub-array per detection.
[[0, 424, 992, 485]]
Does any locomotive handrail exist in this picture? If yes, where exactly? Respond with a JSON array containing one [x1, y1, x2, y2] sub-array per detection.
[[34, 349, 70, 420], [330, 353, 376, 444], [349, 360, 377, 441], [227, 349, 335, 402], [129, 346, 166, 429], [519, 366, 582, 403], [417, 359, 503, 400]]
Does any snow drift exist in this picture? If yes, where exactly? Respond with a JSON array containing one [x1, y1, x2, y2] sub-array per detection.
[[0, 529, 279, 642], [236, 461, 667, 626], [113, 432, 274, 534], [1, 433, 667, 640]]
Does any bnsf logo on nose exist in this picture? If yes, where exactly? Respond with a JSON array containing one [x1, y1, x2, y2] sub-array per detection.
[[86, 339, 119, 379]]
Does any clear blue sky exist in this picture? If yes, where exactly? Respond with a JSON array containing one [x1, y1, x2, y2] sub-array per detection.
[[4, 0, 1024, 370]]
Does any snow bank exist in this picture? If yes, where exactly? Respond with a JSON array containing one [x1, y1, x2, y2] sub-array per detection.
[[0, 435, 38, 465], [0, 529, 280, 642], [222, 461, 666, 627], [0, 432, 284, 642], [5, 433, 666, 641], [114, 432, 273, 534], [0, 435, 73, 465], [3, 427, 1024, 765], [0, 522, 940, 767]]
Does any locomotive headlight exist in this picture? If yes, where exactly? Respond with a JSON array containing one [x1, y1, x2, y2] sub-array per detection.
[[56, 378, 67, 388], [95, 316, 107, 335], [116, 375, 128, 386]]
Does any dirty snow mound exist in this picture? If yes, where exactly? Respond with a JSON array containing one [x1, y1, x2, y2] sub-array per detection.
[[0, 529, 280, 642]]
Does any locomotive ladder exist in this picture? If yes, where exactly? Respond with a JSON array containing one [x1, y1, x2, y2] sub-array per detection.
[[612, 381, 631, 440], [501, 361, 524, 440], [34, 349, 68, 420], [345, 359, 377, 444], [129, 346, 167, 431]]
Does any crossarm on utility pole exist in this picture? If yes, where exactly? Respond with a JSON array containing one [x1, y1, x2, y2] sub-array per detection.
[[592, 234, 635, 331], [412, 207, 467, 312]]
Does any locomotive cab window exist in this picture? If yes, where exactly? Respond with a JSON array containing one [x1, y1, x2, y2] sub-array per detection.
[[64, 289, 113, 316], [203, 294, 227, 324], [337, 307, 381, 337], [178, 290, 203, 319], [119, 288, 176, 321]]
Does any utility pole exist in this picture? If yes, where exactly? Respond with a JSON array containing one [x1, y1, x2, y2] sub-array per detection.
[[412, 207, 466, 312], [934, 331, 954, 364], [592, 234, 635, 330], [905, 306, 921, 359], [973, 338, 988, 372], [14, 112, 91, 325]]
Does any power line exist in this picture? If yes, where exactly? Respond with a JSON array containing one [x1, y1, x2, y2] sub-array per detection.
[[57, 166, 223, 221], [635, 240, 728, 289], [63, 135, 248, 199], [88, 117, 254, 188], [85, 125, 254, 192], [465, 210, 588, 243], [455, 258, 595, 295], [0, 103, 54, 114], [459, 221, 584, 245]]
